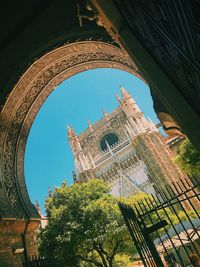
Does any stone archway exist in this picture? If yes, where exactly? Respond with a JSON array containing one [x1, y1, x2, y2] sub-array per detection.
[[0, 41, 144, 219]]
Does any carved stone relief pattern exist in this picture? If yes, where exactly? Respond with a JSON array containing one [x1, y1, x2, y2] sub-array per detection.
[[113, 0, 200, 115], [0, 41, 142, 218], [80, 108, 128, 157]]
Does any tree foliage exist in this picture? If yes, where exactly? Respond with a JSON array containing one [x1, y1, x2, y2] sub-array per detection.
[[38, 179, 135, 267], [38, 177, 200, 267], [174, 138, 200, 177]]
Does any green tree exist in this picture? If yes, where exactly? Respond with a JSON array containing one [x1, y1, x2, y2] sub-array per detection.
[[174, 138, 200, 177], [38, 179, 134, 267]]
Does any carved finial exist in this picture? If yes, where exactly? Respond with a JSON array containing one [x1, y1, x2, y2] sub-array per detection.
[[67, 125, 72, 136], [102, 108, 108, 117], [67, 125, 77, 139], [116, 94, 121, 103], [88, 120, 92, 128]]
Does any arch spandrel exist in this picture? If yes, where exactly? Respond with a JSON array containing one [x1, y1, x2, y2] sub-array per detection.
[[0, 41, 144, 219]]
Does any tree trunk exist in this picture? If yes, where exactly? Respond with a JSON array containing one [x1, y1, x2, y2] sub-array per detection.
[[96, 250, 108, 267], [108, 259, 113, 267], [78, 255, 103, 267], [94, 244, 109, 267], [108, 241, 121, 267]]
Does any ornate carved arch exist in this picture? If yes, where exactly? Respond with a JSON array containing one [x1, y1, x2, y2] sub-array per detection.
[[0, 41, 144, 218]]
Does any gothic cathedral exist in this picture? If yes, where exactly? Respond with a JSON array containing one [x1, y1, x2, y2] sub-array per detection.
[[68, 87, 184, 199]]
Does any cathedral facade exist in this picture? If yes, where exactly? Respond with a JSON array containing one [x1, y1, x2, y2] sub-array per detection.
[[68, 87, 184, 199]]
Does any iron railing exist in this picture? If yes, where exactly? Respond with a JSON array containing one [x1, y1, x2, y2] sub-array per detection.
[[21, 255, 56, 267], [119, 176, 200, 267]]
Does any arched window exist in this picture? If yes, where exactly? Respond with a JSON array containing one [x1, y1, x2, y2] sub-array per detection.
[[100, 133, 119, 151]]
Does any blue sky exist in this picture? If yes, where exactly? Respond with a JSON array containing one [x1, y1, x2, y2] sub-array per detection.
[[24, 68, 159, 213]]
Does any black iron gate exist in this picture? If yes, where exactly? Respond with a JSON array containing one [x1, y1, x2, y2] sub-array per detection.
[[21, 255, 56, 267], [119, 176, 200, 267]]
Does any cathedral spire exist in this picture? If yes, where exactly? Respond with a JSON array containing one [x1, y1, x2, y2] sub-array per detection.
[[119, 86, 141, 116], [120, 86, 138, 105], [120, 86, 132, 100], [67, 126, 82, 155], [67, 126, 93, 174]]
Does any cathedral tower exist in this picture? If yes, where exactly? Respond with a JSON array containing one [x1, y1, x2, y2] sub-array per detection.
[[68, 87, 185, 198]]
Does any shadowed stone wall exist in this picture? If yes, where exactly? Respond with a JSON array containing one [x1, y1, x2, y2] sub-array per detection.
[[0, 220, 40, 267]]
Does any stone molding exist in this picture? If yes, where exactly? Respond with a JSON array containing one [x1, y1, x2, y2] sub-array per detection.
[[0, 41, 143, 218]]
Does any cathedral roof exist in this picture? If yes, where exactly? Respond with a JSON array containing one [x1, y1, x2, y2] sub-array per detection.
[[78, 106, 122, 140]]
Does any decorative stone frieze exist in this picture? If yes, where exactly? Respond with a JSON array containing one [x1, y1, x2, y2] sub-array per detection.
[[0, 41, 142, 218]]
